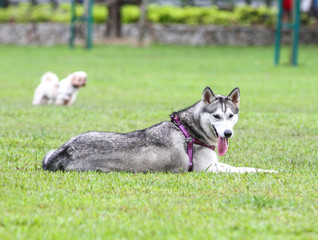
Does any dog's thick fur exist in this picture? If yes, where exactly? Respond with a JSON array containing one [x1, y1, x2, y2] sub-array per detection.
[[43, 87, 277, 173], [32, 72, 59, 105], [55, 71, 87, 106]]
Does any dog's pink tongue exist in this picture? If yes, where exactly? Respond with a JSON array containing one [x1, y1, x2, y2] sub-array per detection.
[[218, 136, 228, 156]]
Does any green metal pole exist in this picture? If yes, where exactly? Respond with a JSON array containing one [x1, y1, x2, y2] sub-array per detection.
[[274, 0, 283, 65], [291, 0, 300, 66], [70, 0, 76, 48], [86, 0, 94, 49]]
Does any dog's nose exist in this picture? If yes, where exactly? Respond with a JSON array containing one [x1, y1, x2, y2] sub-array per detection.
[[224, 130, 232, 138]]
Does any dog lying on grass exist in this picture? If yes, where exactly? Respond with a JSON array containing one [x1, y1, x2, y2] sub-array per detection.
[[42, 87, 277, 173]]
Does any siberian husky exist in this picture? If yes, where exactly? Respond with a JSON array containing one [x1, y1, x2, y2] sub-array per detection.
[[43, 87, 277, 173]]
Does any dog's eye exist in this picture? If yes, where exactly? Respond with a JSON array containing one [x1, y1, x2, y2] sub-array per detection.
[[213, 114, 221, 119], [228, 114, 234, 118]]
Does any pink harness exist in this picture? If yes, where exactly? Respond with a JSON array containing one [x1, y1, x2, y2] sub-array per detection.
[[170, 115, 215, 172]]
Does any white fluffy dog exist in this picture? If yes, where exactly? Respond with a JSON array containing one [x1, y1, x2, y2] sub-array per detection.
[[55, 71, 87, 106], [32, 72, 59, 105]]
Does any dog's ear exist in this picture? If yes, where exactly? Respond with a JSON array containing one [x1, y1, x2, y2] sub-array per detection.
[[227, 87, 240, 107], [201, 87, 216, 104]]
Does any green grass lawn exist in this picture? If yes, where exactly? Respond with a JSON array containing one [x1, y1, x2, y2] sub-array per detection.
[[0, 44, 317, 239]]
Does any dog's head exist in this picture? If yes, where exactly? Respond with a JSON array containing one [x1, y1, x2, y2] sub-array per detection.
[[70, 71, 87, 88], [200, 87, 240, 156], [41, 72, 59, 86]]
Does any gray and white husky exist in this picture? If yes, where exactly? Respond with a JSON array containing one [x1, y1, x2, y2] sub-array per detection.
[[43, 87, 277, 173]]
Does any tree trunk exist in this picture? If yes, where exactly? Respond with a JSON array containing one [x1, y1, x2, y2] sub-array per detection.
[[138, 0, 147, 45], [0, 0, 9, 8], [106, 1, 121, 38]]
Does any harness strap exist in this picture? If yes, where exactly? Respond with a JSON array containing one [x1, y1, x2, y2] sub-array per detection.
[[170, 115, 215, 172]]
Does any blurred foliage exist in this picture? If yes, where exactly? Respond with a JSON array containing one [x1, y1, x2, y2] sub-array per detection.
[[0, 3, 314, 26]]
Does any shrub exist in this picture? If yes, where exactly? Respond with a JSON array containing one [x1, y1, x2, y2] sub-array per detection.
[[0, 3, 311, 27], [0, 8, 10, 22], [30, 4, 54, 22], [93, 5, 107, 23], [121, 5, 139, 23], [234, 6, 275, 26]]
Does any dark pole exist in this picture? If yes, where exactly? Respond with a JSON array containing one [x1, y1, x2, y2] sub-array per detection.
[[106, 0, 121, 38], [138, 0, 148, 45]]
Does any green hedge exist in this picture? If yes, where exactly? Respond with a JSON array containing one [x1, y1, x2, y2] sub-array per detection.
[[0, 3, 279, 26]]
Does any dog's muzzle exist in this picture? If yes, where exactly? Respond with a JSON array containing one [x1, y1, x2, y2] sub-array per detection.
[[212, 125, 218, 138]]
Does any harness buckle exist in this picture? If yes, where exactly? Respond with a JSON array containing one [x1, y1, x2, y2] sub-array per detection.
[[170, 115, 182, 126], [173, 120, 182, 126]]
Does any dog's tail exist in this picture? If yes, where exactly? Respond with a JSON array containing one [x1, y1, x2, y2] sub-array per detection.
[[42, 150, 56, 170]]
